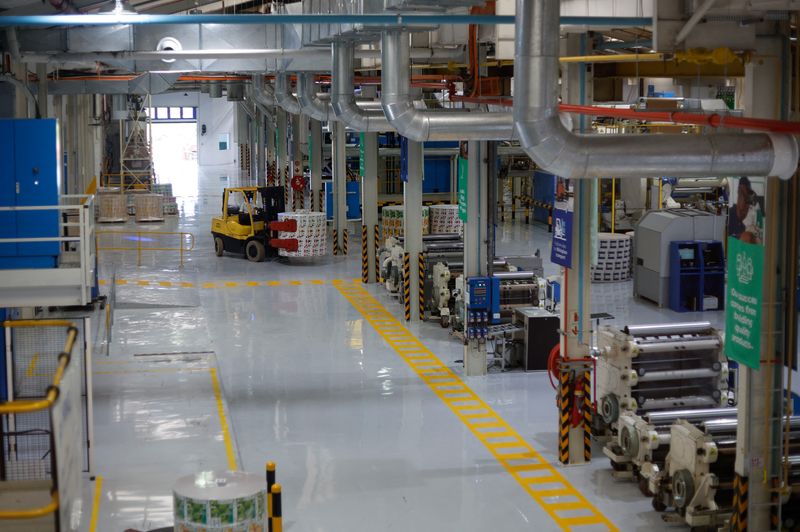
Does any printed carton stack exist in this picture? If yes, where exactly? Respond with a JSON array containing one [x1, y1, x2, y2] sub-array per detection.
[[152, 183, 178, 215], [277, 211, 327, 257], [591, 232, 632, 282], [381, 205, 430, 238], [429, 204, 462, 235]]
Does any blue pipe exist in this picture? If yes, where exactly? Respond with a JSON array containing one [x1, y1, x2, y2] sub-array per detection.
[[0, 13, 652, 27]]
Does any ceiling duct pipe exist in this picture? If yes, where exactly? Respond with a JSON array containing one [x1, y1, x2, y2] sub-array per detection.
[[275, 73, 302, 115], [227, 81, 245, 101], [381, 31, 515, 141], [251, 74, 275, 123], [331, 41, 393, 132], [297, 72, 335, 122], [208, 81, 222, 98], [513, 0, 798, 179]]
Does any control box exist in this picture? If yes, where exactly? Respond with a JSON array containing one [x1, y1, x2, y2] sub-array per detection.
[[465, 276, 500, 340]]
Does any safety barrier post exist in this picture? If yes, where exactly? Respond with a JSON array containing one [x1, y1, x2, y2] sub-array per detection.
[[266, 461, 276, 532], [374, 225, 381, 283], [332, 229, 339, 256], [361, 225, 369, 283], [558, 370, 570, 465], [418, 252, 425, 321], [582, 370, 592, 462], [731, 474, 749, 531], [319, 189, 324, 213], [270, 484, 283, 532], [548, 206, 553, 233], [403, 252, 411, 321], [343, 229, 349, 255]]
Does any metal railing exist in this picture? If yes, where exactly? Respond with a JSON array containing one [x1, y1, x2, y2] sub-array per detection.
[[0, 320, 78, 523], [96, 230, 195, 267]]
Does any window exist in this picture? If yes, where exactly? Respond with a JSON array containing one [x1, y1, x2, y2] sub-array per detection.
[[149, 106, 198, 123]]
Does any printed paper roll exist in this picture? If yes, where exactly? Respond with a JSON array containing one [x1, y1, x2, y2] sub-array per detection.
[[277, 211, 328, 257], [173, 470, 266, 532], [380, 205, 430, 238]]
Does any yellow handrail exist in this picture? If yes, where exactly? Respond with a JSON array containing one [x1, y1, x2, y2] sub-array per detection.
[[96, 230, 195, 267], [0, 491, 59, 520]]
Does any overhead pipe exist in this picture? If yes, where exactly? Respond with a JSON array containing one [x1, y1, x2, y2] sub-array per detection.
[[513, 0, 798, 179], [331, 41, 393, 133], [381, 31, 515, 142], [251, 74, 275, 123], [274, 73, 301, 115], [674, 0, 718, 45], [296, 73, 335, 122]]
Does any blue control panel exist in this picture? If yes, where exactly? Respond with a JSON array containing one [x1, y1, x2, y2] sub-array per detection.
[[465, 276, 501, 339]]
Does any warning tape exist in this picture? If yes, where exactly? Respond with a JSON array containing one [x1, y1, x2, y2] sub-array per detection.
[[403, 252, 411, 321], [374, 224, 381, 284], [559, 370, 571, 465], [418, 252, 425, 321], [361, 224, 369, 284]]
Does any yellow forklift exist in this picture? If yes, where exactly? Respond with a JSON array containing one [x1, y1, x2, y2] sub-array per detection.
[[211, 186, 297, 262]]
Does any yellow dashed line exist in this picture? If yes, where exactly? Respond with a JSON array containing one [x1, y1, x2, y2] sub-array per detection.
[[225, 282, 239, 288], [202, 283, 217, 289], [99, 279, 107, 286], [89, 476, 103, 532], [159, 281, 173, 287], [246, 281, 260, 287], [101, 278, 343, 289], [136, 280, 150, 286], [333, 281, 617, 532], [181, 282, 194, 288], [210, 367, 238, 471], [267, 281, 282, 286], [115, 279, 127, 285]]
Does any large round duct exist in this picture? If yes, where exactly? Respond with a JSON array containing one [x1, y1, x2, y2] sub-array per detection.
[[199, 81, 210, 94], [209, 82, 222, 98], [226, 82, 244, 101], [111, 94, 128, 120]]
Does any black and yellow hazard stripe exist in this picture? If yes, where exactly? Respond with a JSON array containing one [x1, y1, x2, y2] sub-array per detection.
[[730, 473, 748, 531], [559, 370, 571, 465], [332, 229, 339, 256], [374, 225, 381, 283], [582, 371, 592, 462], [361, 225, 369, 283], [418, 252, 425, 321], [343, 229, 349, 255], [499, 202, 505, 222], [319, 188, 324, 213], [403, 252, 411, 321]]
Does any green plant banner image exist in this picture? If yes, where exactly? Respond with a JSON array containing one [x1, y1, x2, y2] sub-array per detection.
[[724, 236, 764, 369], [457, 156, 468, 222]]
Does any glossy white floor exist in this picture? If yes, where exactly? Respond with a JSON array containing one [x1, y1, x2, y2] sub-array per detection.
[[81, 168, 719, 532]]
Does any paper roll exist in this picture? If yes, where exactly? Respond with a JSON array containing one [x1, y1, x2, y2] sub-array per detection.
[[173, 470, 266, 532]]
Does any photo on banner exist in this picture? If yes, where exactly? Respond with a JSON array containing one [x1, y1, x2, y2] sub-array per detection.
[[551, 177, 574, 268], [725, 176, 765, 369]]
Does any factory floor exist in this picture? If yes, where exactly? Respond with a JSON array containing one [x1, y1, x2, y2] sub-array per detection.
[[81, 170, 722, 532]]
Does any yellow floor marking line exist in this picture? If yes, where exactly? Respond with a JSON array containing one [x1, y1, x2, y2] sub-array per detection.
[[101, 278, 345, 289], [89, 475, 103, 532], [210, 367, 239, 471], [93, 367, 211, 375], [25, 353, 39, 377], [334, 281, 617, 532]]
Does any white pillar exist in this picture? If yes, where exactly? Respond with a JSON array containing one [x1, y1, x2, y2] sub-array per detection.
[[310, 119, 323, 211], [276, 109, 288, 205], [363, 132, 379, 282], [332, 121, 347, 254], [256, 108, 266, 186], [404, 139, 424, 320]]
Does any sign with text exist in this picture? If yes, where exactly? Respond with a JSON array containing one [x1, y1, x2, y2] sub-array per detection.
[[457, 157, 468, 222], [359, 132, 365, 178], [551, 208, 573, 268], [725, 236, 764, 369], [400, 137, 409, 182]]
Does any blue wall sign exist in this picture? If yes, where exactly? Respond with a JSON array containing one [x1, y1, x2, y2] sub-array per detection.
[[400, 136, 408, 182], [551, 208, 573, 268]]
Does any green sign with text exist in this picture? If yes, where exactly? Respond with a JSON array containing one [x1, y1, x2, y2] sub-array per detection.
[[457, 156, 468, 222], [725, 236, 764, 369], [359, 133, 366, 178]]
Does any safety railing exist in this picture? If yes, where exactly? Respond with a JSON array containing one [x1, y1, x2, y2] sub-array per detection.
[[0, 195, 97, 308], [96, 230, 195, 267], [0, 320, 79, 527]]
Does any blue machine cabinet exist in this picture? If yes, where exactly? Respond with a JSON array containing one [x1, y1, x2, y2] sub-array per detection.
[[0, 119, 60, 269], [325, 180, 361, 220], [668, 240, 725, 312], [533, 170, 556, 223]]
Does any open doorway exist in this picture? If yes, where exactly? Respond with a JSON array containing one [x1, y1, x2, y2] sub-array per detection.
[[150, 106, 198, 205]]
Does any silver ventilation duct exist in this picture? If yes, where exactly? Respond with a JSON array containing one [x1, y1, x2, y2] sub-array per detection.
[[297, 73, 335, 122], [227, 82, 245, 101], [513, 0, 798, 179], [275, 73, 302, 115], [251, 75, 276, 123], [209, 82, 223, 98], [331, 41, 393, 132], [381, 31, 515, 141]]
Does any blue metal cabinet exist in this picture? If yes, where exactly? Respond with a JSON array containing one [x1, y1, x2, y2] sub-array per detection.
[[325, 180, 361, 220], [0, 121, 16, 258], [0, 119, 60, 269]]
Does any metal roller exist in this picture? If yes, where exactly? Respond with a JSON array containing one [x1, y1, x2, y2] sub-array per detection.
[[636, 367, 721, 383], [638, 395, 719, 411], [645, 407, 737, 425], [624, 322, 713, 337], [492, 271, 536, 280], [634, 338, 721, 355]]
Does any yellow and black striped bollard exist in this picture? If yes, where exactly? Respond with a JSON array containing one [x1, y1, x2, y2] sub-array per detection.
[[342, 229, 349, 255], [319, 189, 324, 213], [558, 370, 571, 465], [582, 371, 592, 462], [266, 462, 276, 532], [332, 229, 339, 256], [361, 225, 369, 283], [270, 483, 283, 532], [403, 252, 411, 321], [374, 225, 381, 283], [418, 252, 426, 321]]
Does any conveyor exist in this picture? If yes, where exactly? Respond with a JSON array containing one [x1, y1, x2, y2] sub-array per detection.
[[595, 321, 729, 435]]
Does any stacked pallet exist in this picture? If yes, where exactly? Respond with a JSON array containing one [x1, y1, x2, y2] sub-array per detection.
[[591, 232, 632, 282], [429, 204, 462, 235], [152, 184, 178, 215], [277, 211, 327, 257], [97, 193, 128, 223], [134, 194, 165, 223], [381, 205, 430, 238]]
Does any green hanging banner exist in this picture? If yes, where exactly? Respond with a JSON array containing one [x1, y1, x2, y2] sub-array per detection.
[[725, 236, 764, 369], [457, 156, 469, 222], [359, 133, 366, 178]]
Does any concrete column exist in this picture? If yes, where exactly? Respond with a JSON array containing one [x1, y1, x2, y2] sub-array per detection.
[[332, 121, 347, 254], [291, 113, 302, 209], [265, 113, 276, 185], [309, 119, 323, 212], [363, 132, 379, 282], [404, 140, 424, 320], [276, 109, 288, 202], [36, 64, 48, 118], [256, 108, 266, 186], [735, 32, 791, 531], [464, 140, 489, 376]]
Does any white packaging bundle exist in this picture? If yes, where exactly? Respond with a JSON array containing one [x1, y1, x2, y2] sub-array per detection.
[[173, 470, 266, 532], [429, 204, 462, 235], [380, 205, 430, 238], [277, 211, 327, 257], [591, 232, 633, 283]]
